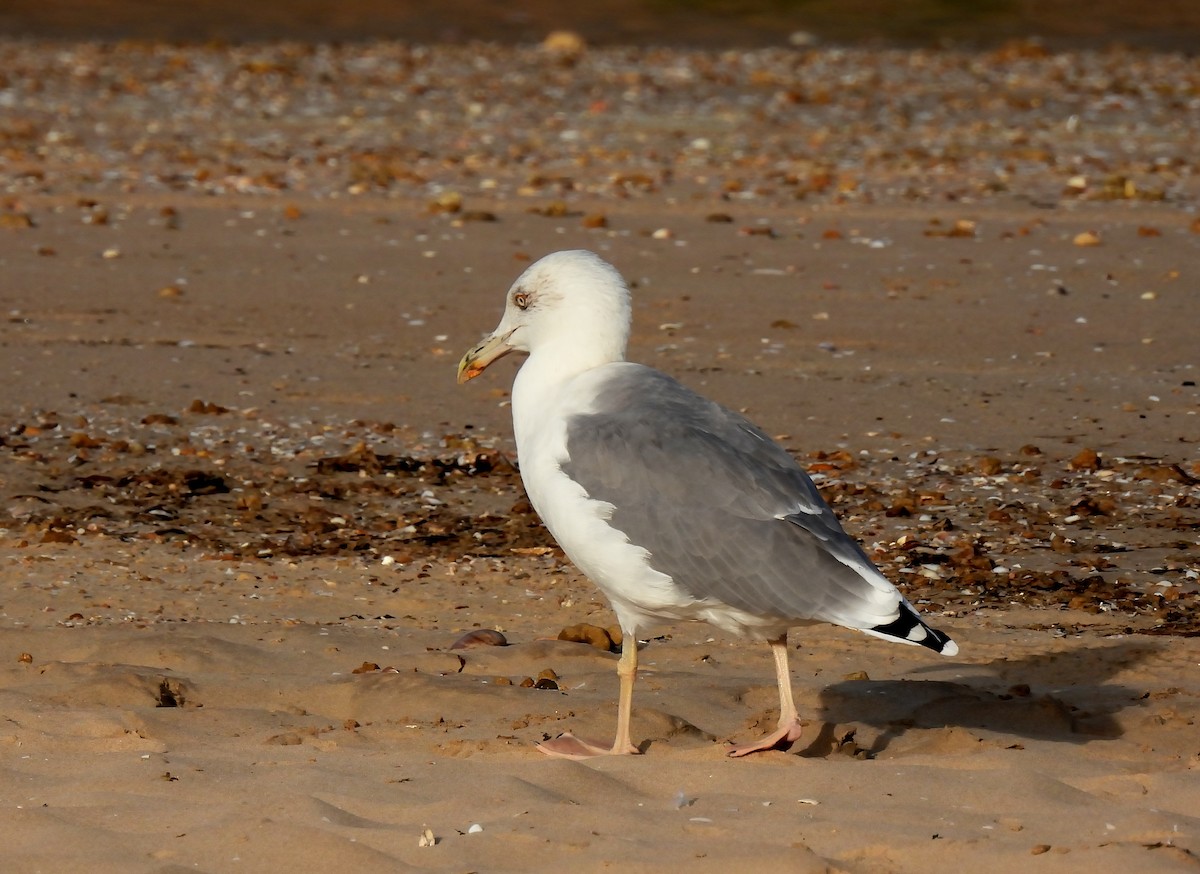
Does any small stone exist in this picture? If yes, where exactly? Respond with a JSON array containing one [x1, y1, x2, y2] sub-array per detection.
[[978, 456, 1003, 476], [542, 30, 586, 57], [0, 212, 35, 229], [428, 191, 462, 214], [529, 201, 571, 217], [449, 629, 508, 649], [557, 623, 616, 651]]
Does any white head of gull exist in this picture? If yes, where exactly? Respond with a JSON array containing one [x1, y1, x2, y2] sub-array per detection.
[[458, 249, 958, 759]]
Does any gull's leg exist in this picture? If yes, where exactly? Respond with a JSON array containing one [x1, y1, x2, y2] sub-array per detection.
[[537, 632, 641, 759], [608, 631, 640, 755], [726, 633, 805, 757]]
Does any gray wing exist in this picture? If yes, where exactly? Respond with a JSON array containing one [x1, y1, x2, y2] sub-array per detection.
[[561, 364, 901, 631]]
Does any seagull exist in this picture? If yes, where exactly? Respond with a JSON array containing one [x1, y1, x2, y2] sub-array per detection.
[[457, 250, 957, 759]]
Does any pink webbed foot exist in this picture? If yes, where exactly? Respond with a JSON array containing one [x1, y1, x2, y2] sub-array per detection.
[[725, 717, 805, 758], [537, 732, 640, 760]]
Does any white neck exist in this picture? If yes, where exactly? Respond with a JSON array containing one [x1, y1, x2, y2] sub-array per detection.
[[511, 335, 623, 450]]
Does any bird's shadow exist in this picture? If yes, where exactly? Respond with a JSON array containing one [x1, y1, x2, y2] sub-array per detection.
[[798, 638, 1159, 758]]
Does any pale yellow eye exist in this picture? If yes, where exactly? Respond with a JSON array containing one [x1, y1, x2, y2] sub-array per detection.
[[513, 291, 530, 309]]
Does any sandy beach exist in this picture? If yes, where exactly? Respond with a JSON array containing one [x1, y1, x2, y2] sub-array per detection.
[[1, 30, 1198, 873]]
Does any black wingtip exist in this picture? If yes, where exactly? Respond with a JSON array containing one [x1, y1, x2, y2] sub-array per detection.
[[871, 603, 958, 656]]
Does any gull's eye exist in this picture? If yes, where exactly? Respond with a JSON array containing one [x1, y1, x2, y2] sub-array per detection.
[[513, 291, 530, 310]]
